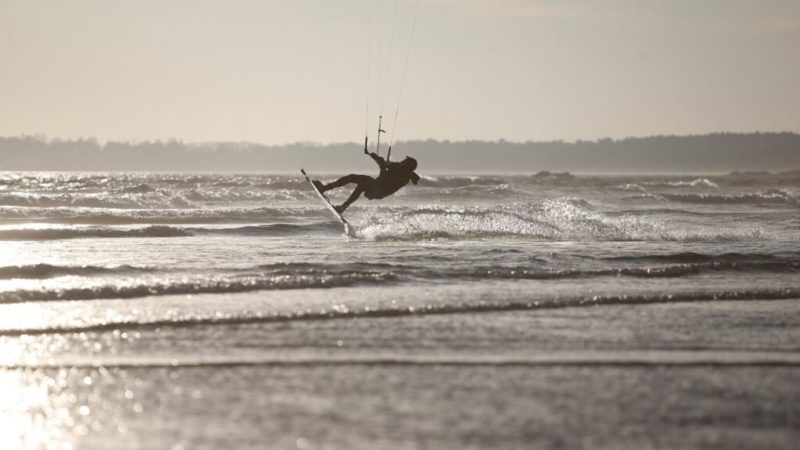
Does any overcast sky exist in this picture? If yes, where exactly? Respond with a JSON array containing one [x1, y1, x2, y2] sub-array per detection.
[[1, 0, 798, 144]]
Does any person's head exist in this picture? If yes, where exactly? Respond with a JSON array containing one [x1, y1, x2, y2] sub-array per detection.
[[403, 156, 417, 171]]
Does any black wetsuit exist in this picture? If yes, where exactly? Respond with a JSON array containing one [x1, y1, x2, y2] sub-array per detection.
[[365, 153, 420, 199], [318, 152, 420, 211]]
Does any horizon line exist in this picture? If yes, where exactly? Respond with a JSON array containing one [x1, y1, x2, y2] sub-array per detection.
[[2, 130, 799, 148]]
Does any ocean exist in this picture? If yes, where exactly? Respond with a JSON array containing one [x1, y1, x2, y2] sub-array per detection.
[[1, 170, 798, 449]]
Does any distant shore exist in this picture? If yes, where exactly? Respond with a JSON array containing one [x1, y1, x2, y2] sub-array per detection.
[[2, 132, 799, 172]]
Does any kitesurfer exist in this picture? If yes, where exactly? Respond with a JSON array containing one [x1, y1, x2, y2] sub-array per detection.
[[313, 148, 420, 214]]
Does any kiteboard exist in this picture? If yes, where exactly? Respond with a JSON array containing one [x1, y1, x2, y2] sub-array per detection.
[[301, 169, 352, 236]]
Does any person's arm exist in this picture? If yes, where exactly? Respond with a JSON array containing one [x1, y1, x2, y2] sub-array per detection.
[[367, 152, 387, 170], [409, 171, 421, 185]]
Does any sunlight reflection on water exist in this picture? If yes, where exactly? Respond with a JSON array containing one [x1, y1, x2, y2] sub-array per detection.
[[0, 242, 27, 266], [0, 369, 74, 450], [0, 364, 150, 450]]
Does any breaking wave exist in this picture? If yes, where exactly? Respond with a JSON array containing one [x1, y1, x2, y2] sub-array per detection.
[[351, 200, 768, 242], [418, 176, 508, 188], [635, 190, 799, 206], [0, 198, 782, 242], [643, 178, 720, 189]]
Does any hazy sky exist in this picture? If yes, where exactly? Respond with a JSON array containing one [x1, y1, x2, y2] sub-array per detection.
[[1, 0, 798, 144]]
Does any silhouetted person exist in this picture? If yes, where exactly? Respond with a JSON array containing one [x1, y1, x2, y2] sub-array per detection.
[[314, 149, 420, 213]]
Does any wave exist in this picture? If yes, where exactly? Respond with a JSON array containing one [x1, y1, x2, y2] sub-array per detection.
[[256, 257, 798, 282], [617, 183, 648, 192], [0, 271, 397, 304], [409, 184, 525, 200], [418, 176, 508, 188], [0, 222, 342, 241], [0, 226, 190, 241], [0, 264, 154, 280], [210, 222, 341, 236], [0, 198, 780, 243], [114, 183, 156, 194], [0, 191, 197, 209], [191, 222, 341, 237], [0, 175, 317, 209], [610, 208, 730, 217], [3, 287, 798, 337], [9, 350, 800, 369], [529, 170, 575, 179], [2, 257, 796, 303], [444, 262, 798, 280], [419, 173, 576, 189], [186, 188, 312, 203], [0, 193, 140, 209], [0, 206, 321, 225], [0, 173, 276, 188], [635, 190, 799, 206], [351, 200, 768, 242], [603, 251, 799, 264], [724, 170, 800, 181], [643, 178, 720, 189], [0, 174, 311, 195]]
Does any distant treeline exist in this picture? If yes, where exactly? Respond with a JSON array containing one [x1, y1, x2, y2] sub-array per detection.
[[1, 132, 798, 173]]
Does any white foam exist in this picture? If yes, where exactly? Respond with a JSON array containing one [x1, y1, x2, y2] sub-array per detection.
[[351, 199, 768, 242]]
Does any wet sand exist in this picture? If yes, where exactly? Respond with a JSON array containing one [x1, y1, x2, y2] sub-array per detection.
[[2, 297, 799, 449]]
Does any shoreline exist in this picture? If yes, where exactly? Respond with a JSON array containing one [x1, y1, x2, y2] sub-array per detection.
[[2, 298, 799, 449]]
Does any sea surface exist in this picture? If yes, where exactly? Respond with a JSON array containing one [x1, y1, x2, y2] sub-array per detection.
[[1, 170, 798, 449]]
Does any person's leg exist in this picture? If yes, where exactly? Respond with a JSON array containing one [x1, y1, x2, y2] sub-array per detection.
[[319, 174, 371, 193], [336, 185, 365, 213], [316, 174, 375, 213]]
